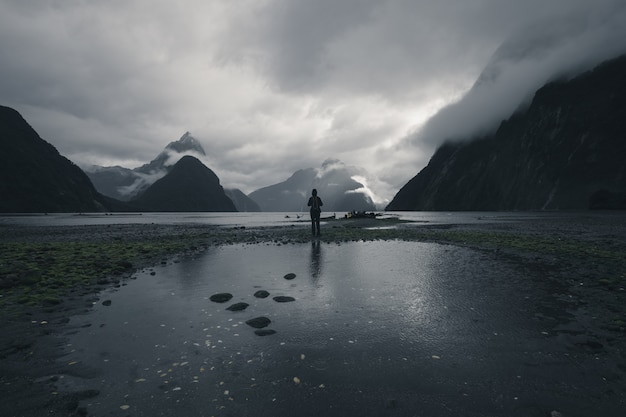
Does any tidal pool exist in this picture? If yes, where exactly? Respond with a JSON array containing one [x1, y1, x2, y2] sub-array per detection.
[[60, 240, 617, 416]]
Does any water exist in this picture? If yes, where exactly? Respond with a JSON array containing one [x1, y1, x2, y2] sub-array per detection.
[[56, 239, 618, 417], [0, 210, 588, 228]]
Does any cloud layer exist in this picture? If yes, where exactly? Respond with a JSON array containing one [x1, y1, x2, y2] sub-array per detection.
[[1, 0, 625, 203]]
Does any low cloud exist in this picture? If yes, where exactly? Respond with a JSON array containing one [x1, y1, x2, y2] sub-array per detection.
[[409, 2, 626, 153]]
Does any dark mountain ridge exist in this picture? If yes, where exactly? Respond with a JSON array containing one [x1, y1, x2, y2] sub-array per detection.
[[225, 188, 261, 212], [132, 155, 236, 212], [85, 132, 206, 201], [0, 105, 116, 213], [387, 55, 626, 211], [85, 133, 257, 211]]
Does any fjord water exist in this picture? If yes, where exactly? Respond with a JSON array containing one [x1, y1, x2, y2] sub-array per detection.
[[0, 210, 578, 228], [58, 236, 616, 416]]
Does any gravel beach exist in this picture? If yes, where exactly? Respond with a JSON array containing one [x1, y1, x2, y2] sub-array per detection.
[[1, 213, 625, 416]]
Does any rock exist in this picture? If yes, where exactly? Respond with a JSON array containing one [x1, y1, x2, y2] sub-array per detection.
[[226, 302, 249, 311], [254, 329, 277, 336], [209, 293, 233, 303], [254, 290, 270, 298], [284, 273, 296, 280], [102, 300, 112, 306], [273, 296, 295, 303], [246, 316, 271, 329]]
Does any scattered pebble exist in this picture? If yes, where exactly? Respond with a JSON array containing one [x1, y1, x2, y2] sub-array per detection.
[[246, 317, 271, 329], [209, 293, 233, 303], [226, 302, 249, 312], [284, 273, 296, 280], [273, 296, 295, 303], [254, 290, 270, 298]]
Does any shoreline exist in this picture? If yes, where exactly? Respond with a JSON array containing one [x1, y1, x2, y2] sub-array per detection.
[[1, 215, 625, 416]]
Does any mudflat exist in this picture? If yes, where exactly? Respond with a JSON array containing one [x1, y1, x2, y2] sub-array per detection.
[[1, 213, 625, 416]]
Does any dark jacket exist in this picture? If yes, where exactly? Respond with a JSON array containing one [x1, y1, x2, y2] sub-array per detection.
[[308, 196, 323, 213]]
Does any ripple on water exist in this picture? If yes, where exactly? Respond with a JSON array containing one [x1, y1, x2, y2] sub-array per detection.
[[62, 241, 563, 416]]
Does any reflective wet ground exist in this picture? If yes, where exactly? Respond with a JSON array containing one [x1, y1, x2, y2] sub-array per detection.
[[61, 240, 623, 416]]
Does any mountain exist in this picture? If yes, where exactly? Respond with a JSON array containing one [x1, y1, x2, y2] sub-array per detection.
[[225, 189, 261, 212], [84, 132, 206, 201], [132, 155, 237, 212], [387, 55, 626, 211], [135, 131, 206, 175], [248, 159, 376, 212], [0, 105, 117, 213]]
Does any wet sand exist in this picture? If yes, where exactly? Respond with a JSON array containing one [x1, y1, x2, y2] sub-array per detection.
[[1, 213, 625, 416]]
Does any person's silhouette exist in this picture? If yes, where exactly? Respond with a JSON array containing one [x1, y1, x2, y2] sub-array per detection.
[[307, 189, 323, 236]]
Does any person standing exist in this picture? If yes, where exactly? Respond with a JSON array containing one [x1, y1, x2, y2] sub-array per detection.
[[307, 189, 323, 236]]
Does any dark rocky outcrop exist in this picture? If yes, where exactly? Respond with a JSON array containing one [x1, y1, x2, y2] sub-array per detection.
[[226, 302, 249, 311], [253, 290, 270, 299], [209, 293, 233, 303], [0, 105, 116, 213], [245, 317, 271, 329], [387, 55, 626, 211], [132, 156, 236, 212], [273, 296, 296, 303]]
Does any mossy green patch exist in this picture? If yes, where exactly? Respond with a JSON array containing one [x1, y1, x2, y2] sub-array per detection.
[[2, 223, 624, 316], [0, 237, 206, 314]]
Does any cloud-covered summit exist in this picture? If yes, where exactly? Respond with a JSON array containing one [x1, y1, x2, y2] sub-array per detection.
[[84, 132, 209, 201], [410, 2, 626, 153]]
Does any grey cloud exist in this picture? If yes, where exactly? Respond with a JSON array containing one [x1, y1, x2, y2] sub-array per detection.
[[410, 0, 626, 152], [2, 0, 626, 202]]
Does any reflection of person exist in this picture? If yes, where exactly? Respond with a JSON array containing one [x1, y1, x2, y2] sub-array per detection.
[[310, 239, 322, 283], [307, 188, 323, 236]]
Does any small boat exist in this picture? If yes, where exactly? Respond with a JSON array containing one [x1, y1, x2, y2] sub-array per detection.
[[344, 211, 379, 219]]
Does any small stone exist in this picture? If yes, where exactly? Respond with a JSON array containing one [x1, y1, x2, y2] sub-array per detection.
[[226, 302, 249, 312], [246, 317, 271, 329], [273, 296, 295, 303], [284, 273, 296, 280], [102, 300, 112, 306], [254, 329, 277, 336], [210, 293, 233, 303], [254, 290, 270, 298]]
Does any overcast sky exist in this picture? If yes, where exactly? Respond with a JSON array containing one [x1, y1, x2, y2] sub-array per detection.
[[2, 0, 625, 204]]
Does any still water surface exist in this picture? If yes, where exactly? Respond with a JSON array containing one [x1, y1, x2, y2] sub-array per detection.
[[57, 239, 610, 417], [0, 210, 577, 228]]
